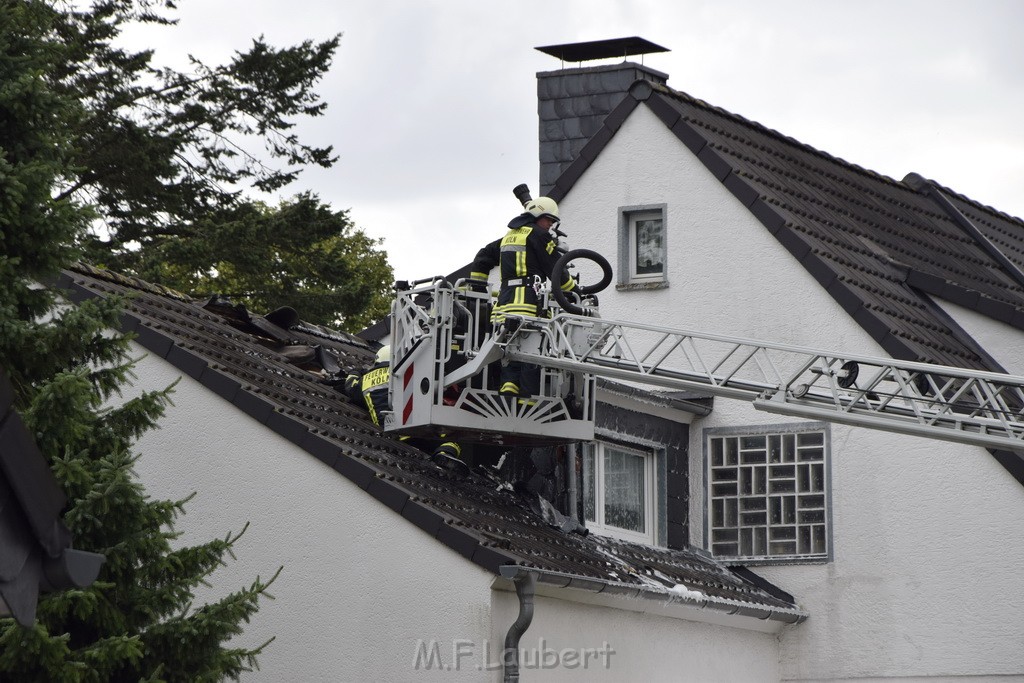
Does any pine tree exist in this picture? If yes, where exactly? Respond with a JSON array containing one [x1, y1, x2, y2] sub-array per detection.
[[0, 3, 277, 679]]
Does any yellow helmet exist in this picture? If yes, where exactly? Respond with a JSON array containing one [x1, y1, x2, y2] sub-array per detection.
[[375, 345, 391, 364], [524, 196, 559, 221]]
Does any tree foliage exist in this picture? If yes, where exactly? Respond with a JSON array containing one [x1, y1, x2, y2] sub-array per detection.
[[0, 2, 276, 679], [54, 0, 391, 331], [130, 193, 393, 331]]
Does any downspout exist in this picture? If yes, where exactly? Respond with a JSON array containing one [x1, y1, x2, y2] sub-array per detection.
[[499, 567, 537, 683]]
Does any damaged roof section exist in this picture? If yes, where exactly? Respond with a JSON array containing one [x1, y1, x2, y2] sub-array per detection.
[[57, 262, 804, 624]]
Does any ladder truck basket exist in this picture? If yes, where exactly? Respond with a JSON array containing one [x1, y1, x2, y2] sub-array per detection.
[[385, 277, 595, 445]]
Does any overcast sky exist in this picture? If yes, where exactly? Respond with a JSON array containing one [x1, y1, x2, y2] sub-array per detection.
[[122, 0, 1024, 281]]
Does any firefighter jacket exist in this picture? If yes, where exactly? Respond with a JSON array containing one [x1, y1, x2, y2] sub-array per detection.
[[344, 360, 390, 427], [471, 216, 577, 321]]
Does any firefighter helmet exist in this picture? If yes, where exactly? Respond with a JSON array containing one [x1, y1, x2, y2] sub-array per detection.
[[525, 196, 559, 221], [375, 345, 391, 364]]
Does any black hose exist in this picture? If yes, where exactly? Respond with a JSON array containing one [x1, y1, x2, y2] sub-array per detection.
[[552, 248, 613, 315]]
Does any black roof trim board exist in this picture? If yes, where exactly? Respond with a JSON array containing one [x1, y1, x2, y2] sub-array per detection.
[[906, 270, 1022, 329], [197, 366, 242, 403], [989, 450, 1024, 482], [401, 499, 447, 536], [696, 146, 732, 181], [913, 287, 1013, 377], [723, 173, 760, 208], [365, 476, 412, 513]]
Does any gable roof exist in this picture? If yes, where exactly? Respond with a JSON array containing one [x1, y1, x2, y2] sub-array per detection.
[[546, 76, 1024, 484], [57, 263, 804, 625]]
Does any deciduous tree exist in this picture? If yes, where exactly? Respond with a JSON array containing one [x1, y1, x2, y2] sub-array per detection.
[[58, 0, 391, 330]]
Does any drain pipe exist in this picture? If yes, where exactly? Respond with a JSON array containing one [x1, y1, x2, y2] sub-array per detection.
[[499, 566, 537, 683]]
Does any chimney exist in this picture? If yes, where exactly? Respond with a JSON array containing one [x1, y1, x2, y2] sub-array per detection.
[[535, 37, 670, 195]]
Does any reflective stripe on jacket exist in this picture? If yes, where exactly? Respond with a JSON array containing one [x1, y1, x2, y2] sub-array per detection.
[[471, 221, 576, 322]]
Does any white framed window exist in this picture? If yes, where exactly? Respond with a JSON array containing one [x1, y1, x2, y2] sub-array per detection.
[[583, 442, 657, 545], [617, 204, 668, 287], [705, 424, 831, 564]]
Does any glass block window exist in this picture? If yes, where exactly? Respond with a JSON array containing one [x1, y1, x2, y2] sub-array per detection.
[[706, 425, 831, 563], [583, 442, 656, 545]]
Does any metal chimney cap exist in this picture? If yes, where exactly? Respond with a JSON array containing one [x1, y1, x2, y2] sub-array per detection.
[[535, 36, 669, 63]]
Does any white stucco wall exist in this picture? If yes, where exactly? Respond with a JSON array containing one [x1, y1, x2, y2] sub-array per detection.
[[128, 349, 497, 682], [559, 104, 1024, 680], [126, 347, 785, 682], [488, 588, 781, 682]]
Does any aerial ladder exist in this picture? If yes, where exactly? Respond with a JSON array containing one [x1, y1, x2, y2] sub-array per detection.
[[384, 249, 1024, 453]]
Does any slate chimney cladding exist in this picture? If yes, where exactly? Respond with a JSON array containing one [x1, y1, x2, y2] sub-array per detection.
[[537, 61, 668, 195]]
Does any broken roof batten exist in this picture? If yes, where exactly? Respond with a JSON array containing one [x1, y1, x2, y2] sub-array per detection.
[[535, 36, 669, 63]]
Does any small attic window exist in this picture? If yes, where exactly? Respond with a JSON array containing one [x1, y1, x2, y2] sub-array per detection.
[[617, 204, 668, 289]]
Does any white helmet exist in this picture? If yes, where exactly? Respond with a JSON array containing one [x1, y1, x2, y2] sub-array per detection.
[[524, 196, 559, 222], [375, 345, 391, 364]]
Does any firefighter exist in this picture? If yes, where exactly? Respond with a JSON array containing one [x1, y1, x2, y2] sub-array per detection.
[[470, 196, 578, 400], [345, 345, 463, 468]]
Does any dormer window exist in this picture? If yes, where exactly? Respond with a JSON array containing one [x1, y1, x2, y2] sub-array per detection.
[[582, 442, 657, 545]]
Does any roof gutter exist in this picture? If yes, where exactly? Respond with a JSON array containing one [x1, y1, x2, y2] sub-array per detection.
[[498, 565, 806, 631]]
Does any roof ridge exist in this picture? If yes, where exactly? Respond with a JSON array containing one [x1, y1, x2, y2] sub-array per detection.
[[68, 262, 366, 347], [915, 174, 1024, 226], [648, 82, 911, 192], [650, 81, 1024, 230], [69, 262, 194, 302]]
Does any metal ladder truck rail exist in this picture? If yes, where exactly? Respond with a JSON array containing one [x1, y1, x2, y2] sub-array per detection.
[[386, 260, 1024, 452], [487, 311, 1024, 451]]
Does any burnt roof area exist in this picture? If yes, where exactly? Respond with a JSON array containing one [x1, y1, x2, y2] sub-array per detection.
[[542, 72, 1024, 484], [56, 263, 803, 622]]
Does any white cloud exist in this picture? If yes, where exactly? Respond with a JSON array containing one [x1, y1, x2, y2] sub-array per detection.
[[116, 0, 1024, 279]]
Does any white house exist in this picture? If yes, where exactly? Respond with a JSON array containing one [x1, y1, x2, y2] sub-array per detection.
[[538, 37, 1024, 681]]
